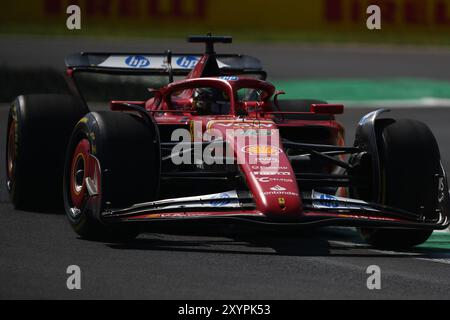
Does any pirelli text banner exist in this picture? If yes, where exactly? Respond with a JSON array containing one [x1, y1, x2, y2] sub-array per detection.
[[2, 0, 450, 31]]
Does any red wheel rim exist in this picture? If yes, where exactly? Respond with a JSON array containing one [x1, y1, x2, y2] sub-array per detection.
[[6, 121, 16, 183], [69, 139, 91, 208]]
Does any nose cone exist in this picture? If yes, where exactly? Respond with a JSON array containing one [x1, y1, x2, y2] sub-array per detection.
[[238, 145, 302, 217], [209, 119, 302, 217]]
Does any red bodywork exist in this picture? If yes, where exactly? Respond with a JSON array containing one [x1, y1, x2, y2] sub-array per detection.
[[63, 43, 447, 231], [106, 54, 427, 228]]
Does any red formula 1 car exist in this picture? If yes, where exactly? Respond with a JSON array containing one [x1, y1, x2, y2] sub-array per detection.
[[5, 35, 450, 248]]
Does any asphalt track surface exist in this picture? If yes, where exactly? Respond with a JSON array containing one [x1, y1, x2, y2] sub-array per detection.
[[2, 36, 450, 80], [1, 37, 450, 299]]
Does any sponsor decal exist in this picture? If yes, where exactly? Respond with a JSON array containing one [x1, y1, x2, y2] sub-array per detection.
[[176, 55, 199, 69], [254, 171, 291, 176], [243, 145, 281, 156], [257, 177, 294, 183], [160, 213, 187, 218], [311, 191, 378, 211], [252, 166, 288, 170], [160, 213, 190, 218], [220, 76, 239, 81], [125, 55, 150, 68], [264, 191, 299, 196], [257, 157, 279, 163], [209, 121, 274, 129], [314, 193, 340, 208], [338, 214, 397, 221], [231, 129, 273, 137], [270, 185, 286, 191], [209, 192, 232, 207]]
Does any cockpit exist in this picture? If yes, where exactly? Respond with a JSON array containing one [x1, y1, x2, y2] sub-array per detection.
[[161, 77, 274, 115], [192, 87, 231, 115]]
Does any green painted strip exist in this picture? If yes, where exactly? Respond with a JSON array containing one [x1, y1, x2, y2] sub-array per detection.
[[418, 231, 450, 250], [272, 78, 450, 102]]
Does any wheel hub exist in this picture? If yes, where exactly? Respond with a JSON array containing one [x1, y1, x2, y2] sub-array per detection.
[[69, 139, 90, 208]]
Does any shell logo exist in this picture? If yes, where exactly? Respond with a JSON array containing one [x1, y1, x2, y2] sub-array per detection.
[[242, 145, 281, 155]]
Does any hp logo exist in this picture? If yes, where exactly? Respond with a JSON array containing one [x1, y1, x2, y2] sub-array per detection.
[[176, 56, 199, 69], [125, 55, 150, 68]]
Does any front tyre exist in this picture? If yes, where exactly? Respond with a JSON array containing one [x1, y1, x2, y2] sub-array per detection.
[[359, 119, 441, 249], [63, 112, 160, 242]]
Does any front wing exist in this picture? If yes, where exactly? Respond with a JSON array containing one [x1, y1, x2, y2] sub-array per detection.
[[100, 189, 450, 230]]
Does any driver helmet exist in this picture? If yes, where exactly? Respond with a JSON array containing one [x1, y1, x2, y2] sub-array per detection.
[[193, 88, 230, 115]]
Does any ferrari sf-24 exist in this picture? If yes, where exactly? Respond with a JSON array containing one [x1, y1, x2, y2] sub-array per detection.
[[5, 35, 450, 248]]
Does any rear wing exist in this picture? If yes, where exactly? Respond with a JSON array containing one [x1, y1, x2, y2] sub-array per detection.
[[65, 52, 265, 76], [64, 51, 266, 105]]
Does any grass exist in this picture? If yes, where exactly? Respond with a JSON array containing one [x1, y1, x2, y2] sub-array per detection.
[[273, 78, 450, 101]]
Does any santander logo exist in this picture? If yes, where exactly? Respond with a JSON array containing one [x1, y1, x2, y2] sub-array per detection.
[[270, 185, 286, 191]]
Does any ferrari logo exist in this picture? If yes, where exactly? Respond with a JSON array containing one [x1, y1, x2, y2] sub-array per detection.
[[278, 197, 286, 208]]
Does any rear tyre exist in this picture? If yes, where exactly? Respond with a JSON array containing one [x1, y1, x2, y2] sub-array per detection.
[[359, 119, 440, 249], [6, 94, 88, 210], [63, 111, 160, 242]]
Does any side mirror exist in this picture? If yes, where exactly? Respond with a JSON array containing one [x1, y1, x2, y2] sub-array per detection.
[[273, 90, 286, 109], [311, 104, 344, 114], [147, 88, 162, 100]]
